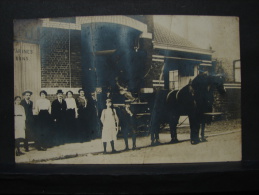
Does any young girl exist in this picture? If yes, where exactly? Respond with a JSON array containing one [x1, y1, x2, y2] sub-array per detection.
[[100, 99, 119, 153], [14, 96, 26, 156]]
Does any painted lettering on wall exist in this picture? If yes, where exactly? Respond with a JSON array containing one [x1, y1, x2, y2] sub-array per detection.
[[14, 49, 33, 54], [15, 56, 29, 61], [14, 48, 33, 61]]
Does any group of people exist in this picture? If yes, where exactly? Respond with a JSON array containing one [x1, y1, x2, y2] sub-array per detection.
[[100, 99, 137, 154], [14, 89, 138, 156], [14, 89, 99, 156]]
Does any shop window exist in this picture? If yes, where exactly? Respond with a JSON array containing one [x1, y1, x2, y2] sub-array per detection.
[[169, 70, 179, 90]]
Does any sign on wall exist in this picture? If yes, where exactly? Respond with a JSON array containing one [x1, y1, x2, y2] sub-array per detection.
[[14, 42, 41, 105]]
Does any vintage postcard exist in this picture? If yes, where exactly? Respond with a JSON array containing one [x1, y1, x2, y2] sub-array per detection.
[[13, 15, 241, 164]]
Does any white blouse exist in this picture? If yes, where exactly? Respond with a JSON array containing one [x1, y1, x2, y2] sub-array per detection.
[[65, 98, 78, 117], [35, 98, 51, 115], [65, 98, 77, 109]]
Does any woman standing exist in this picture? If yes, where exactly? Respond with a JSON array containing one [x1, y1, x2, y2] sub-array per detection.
[[65, 90, 78, 143], [35, 90, 51, 149], [14, 96, 26, 156], [100, 99, 119, 154], [76, 89, 89, 142]]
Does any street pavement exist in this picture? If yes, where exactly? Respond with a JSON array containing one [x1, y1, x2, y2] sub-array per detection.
[[15, 129, 241, 164]]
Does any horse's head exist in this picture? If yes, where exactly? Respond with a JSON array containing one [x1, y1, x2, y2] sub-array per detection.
[[210, 74, 226, 95]]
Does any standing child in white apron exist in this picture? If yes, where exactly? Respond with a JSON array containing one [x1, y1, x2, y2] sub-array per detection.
[[14, 96, 26, 156], [100, 99, 119, 153]]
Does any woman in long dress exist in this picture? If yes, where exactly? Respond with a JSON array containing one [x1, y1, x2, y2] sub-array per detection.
[[65, 90, 78, 143], [76, 89, 90, 142], [35, 90, 51, 149], [14, 96, 26, 156], [100, 99, 119, 153]]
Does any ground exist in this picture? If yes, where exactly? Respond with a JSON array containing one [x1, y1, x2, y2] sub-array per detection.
[[15, 119, 241, 164]]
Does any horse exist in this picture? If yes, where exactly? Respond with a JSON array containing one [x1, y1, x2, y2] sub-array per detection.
[[165, 73, 226, 145]]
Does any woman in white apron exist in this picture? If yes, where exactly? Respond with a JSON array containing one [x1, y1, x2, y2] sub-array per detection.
[[14, 96, 26, 156], [100, 99, 119, 153]]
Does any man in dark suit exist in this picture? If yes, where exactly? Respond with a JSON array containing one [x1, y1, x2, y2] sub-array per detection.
[[20, 90, 34, 152], [51, 89, 67, 145], [119, 101, 137, 150]]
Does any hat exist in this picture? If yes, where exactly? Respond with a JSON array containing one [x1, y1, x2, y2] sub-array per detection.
[[22, 90, 33, 96], [56, 89, 64, 94]]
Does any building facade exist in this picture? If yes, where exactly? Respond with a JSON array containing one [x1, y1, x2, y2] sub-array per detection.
[[14, 15, 240, 119]]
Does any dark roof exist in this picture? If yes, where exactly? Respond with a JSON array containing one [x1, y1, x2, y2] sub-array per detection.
[[153, 23, 212, 53]]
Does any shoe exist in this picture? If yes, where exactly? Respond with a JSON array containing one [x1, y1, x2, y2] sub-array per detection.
[[155, 140, 161, 145], [16, 151, 25, 156], [123, 147, 129, 151], [15, 149, 25, 156], [103, 151, 107, 154], [151, 141, 159, 146], [37, 147, 47, 151], [200, 137, 208, 142], [191, 140, 199, 145], [25, 149, 29, 152], [132, 146, 136, 150], [111, 150, 118, 153], [170, 139, 179, 144]]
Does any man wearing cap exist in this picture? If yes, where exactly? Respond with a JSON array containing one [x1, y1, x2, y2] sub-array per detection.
[[20, 90, 34, 152], [191, 70, 210, 143], [51, 89, 67, 145], [119, 101, 137, 150]]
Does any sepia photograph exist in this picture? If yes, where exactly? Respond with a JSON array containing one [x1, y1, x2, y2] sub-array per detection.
[[13, 15, 241, 164]]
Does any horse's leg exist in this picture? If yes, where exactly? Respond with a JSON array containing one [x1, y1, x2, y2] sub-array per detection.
[[150, 120, 155, 145], [189, 114, 200, 145], [150, 115, 160, 145], [200, 118, 207, 142], [169, 111, 180, 143]]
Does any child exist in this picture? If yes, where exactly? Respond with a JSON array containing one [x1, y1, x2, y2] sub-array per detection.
[[100, 99, 119, 153]]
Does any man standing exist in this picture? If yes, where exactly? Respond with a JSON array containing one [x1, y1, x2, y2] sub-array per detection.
[[51, 89, 67, 145], [150, 89, 169, 146], [119, 101, 137, 150], [20, 90, 34, 152]]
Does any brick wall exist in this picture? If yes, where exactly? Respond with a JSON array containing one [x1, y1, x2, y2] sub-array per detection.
[[40, 27, 82, 88], [69, 30, 82, 87]]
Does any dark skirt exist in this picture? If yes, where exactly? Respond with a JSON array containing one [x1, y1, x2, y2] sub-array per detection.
[[37, 110, 52, 147], [77, 107, 90, 142], [65, 109, 77, 143], [66, 109, 76, 119]]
